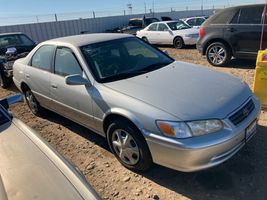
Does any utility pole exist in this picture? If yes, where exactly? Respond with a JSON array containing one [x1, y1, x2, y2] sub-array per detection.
[[54, 14, 58, 22], [144, 2, 147, 14], [36, 16, 39, 23], [152, 0, 155, 17], [201, 0, 203, 16], [93, 11, 95, 18]]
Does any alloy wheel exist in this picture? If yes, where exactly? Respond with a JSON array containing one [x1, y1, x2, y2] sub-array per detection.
[[208, 45, 226, 65]]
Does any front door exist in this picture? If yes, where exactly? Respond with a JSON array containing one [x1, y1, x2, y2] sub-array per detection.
[[50, 46, 95, 130]]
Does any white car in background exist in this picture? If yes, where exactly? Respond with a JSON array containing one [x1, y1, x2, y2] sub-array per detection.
[[136, 20, 199, 49], [181, 16, 208, 28]]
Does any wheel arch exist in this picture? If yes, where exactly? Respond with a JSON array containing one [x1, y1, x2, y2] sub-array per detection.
[[20, 81, 30, 93], [103, 108, 145, 137]]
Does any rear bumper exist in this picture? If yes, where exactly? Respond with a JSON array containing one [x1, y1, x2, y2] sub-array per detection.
[[196, 42, 204, 55], [183, 37, 198, 45], [143, 96, 261, 172]]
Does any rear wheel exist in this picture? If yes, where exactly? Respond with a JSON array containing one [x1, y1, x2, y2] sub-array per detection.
[[24, 88, 43, 115], [107, 119, 153, 171], [206, 42, 231, 66], [173, 37, 184, 49]]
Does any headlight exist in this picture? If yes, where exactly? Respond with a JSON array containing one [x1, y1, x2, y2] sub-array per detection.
[[157, 120, 223, 139]]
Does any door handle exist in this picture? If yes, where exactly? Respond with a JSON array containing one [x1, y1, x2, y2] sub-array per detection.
[[51, 84, 58, 89], [226, 27, 236, 32], [25, 74, 30, 79]]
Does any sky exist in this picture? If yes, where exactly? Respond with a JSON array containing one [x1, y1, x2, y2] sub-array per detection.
[[0, 0, 264, 24], [0, 0, 263, 16]]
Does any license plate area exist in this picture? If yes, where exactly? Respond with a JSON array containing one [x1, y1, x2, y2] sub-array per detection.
[[245, 120, 257, 142]]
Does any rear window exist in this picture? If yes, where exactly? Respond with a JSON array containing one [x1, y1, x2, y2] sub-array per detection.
[[239, 6, 264, 24], [209, 8, 237, 24]]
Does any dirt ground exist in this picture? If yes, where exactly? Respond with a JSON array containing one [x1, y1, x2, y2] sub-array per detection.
[[2, 47, 267, 200]]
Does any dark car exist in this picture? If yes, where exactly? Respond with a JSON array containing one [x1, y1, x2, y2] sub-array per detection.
[[120, 17, 159, 35], [0, 32, 36, 88], [197, 4, 266, 66]]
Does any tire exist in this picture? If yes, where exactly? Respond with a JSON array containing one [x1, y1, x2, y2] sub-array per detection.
[[107, 119, 153, 171], [142, 37, 149, 43], [24, 88, 43, 115], [206, 42, 232, 66], [0, 67, 11, 89], [173, 37, 184, 49]]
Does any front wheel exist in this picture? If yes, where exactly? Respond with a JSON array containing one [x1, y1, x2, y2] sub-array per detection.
[[107, 119, 153, 171], [142, 37, 149, 43], [0, 69, 11, 88], [206, 42, 232, 66]]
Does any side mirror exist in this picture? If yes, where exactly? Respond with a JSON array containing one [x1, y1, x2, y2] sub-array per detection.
[[0, 93, 23, 110], [65, 74, 91, 86], [163, 28, 169, 32]]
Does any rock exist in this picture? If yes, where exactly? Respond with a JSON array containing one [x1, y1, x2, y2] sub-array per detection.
[[106, 164, 110, 167], [86, 164, 95, 170], [113, 191, 119, 197], [153, 194, 160, 200], [123, 176, 131, 182]]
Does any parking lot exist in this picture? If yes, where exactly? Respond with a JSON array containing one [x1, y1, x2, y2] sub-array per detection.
[[2, 47, 267, 200]]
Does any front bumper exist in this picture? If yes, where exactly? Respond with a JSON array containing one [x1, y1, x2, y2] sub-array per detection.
[[144, 96, 261, 172]]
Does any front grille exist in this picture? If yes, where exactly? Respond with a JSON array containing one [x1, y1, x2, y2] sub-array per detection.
[[229, 99, 255, 126]]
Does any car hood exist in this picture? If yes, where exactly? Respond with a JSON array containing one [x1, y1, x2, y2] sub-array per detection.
[[104, 61, 251, 121], [173, 27, 199, 35]]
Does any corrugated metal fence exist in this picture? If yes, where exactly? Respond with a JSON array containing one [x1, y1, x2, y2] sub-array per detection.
[[0, 9, 213, 42]]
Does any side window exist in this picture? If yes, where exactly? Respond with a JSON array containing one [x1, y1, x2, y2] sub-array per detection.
[[147, 24, 158, 31], [230, 9, 240, 24], [54, 47, 82, 77], [187, 19, 196, 26], [157, 24, 168, 31], [196, 18, 205, 26], [31, 45, 54, 71], [239, 6, 264, 24]]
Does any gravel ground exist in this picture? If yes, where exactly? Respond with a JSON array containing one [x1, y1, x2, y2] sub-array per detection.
[[1, 47, 267, 200]]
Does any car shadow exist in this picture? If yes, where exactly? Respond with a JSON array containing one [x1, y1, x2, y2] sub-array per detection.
[[221, 58, 256, 70]]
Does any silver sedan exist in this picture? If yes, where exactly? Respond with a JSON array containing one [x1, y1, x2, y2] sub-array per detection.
[[13, 34, 260, 172], [0, 94, 101, 200]]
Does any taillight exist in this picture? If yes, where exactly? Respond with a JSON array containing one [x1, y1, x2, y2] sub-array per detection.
[[199, 26, 205, 38]]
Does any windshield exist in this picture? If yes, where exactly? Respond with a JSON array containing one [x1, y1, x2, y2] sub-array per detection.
[[0, 34, 35, 49], [81, 37, 174, 83], [167, 21, 191, 30]]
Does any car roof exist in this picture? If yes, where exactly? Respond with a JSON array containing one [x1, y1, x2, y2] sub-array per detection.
[[47, 33, 133, 47], [0, 32, 23, 36]]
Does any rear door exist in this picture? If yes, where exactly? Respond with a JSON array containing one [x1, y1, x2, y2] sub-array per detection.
[[226, 5, 264, 58], [144, 23, 159, 44], [49, 46, 95, 129], [24, 45, 54, 108]]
